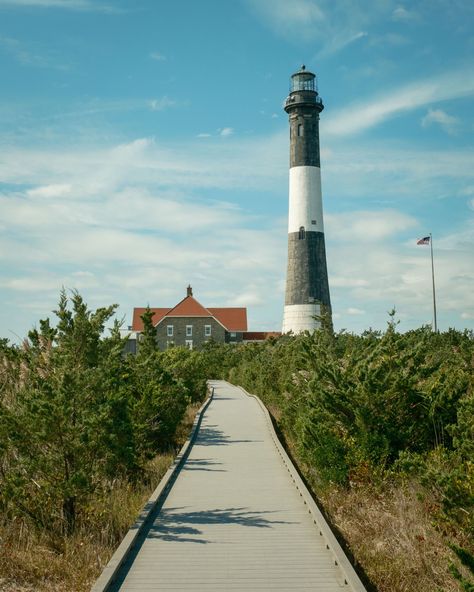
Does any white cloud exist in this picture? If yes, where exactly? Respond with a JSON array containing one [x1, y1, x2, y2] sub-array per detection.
[[327, 235, 474, 332], [0, 126, 473, 339], [0, 131, 291, 339], [0, 0, 119, 11], [0, 132, 287, 195], [0, 186, 247, 236], [197, 133, 211, 138], [0, 134, 287, 273], [2, 277, 60, 292], [325, 68, 474, 137], [246, 0, 391, 56], [326, 209, 418, 242], [149, 96, 175, 111], [246, 0, 324, 42], [436, 221, 474, 251], [317, 30, 367, 58], [322, 141, 474, 203], [421, 108, 459, 134], [331, 277, 369, 287], [324, 209, 473, 330], [461, 185, 474, 197], [347, 307, 365, 315], [150, 52, 166, 61], [0, 35, 68, 69], [220, 127, 234, 137], [231, 290, 265, 306], [0, 98, 177, 144], [391, 5, 418, 21], [27, 183, 72, 198]]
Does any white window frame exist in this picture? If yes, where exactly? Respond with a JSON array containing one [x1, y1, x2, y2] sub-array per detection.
[[185, 339, 193, 350], [167, 325, 173, 337], [205, 325, 212, 337], [186, 325, 193, 337]]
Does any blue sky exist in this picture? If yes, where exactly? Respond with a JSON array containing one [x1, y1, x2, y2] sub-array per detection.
[[0, 0, 473, 341]]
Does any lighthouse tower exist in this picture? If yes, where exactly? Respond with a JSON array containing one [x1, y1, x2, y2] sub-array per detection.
[[282, 65, 331, 333]]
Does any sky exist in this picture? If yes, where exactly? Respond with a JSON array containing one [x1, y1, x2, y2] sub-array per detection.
[[0, 0, 473, 341]]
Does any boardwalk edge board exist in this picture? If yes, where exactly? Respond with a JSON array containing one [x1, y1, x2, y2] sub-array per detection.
[[237, 385, 367, 592], [90, 386, 215, 592]]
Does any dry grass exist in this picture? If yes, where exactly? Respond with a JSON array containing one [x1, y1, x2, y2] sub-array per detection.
[[316, 479, 468, 592], [0, 453, 174, 592], [0, 396, 205, 592], [174, 400, 203, 448], [0, 524, 111, 592], [274, 423, 471, 592]]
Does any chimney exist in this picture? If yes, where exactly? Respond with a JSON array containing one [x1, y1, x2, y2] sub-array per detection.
[[187, 284, 193, 297]]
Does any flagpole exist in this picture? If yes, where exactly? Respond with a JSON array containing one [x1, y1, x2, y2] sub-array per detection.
[[430, 232, 438, 332]]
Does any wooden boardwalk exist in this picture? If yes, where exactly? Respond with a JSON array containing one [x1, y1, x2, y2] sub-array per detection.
[[94, 380, 366, 592]]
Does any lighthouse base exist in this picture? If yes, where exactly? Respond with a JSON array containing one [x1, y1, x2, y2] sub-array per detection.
[[282, 303, 322, 334]]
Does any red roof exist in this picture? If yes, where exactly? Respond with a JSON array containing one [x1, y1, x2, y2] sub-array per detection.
[[208, 308, 247, 332], [167, 295, 213, 318], [132, 308, 170, 332], [243, 332, 281, 341], [131, 296, 247, 332]]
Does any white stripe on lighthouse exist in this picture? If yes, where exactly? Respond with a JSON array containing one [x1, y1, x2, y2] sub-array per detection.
[[282, 303, 322, 334], [288, 165, 324, 234]]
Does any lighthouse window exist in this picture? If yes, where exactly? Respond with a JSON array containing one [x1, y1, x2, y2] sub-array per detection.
[[298, 226, 306, 240], [297, 123, 303, 137]]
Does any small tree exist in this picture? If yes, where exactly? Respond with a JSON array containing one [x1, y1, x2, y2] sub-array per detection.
[[139, 305, 158, 355], [0, 291, 136, 535]]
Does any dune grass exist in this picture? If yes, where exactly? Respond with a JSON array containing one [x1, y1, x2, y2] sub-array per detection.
[[0, 453, 173, 592], [0, 402, 204, 592]]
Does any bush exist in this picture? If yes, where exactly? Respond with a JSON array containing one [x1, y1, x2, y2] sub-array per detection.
[[0, 291, 205, 537], [222, 317, 473, 514]]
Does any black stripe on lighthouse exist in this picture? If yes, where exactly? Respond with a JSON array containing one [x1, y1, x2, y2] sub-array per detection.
[[282, 66, 331, 334]]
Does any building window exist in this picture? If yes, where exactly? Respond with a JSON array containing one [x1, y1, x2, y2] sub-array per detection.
[[167, 325, 173, 337], [230, 332, 236, 339], [297, 123, 303, 137], [185, 340, 193, 350], [167, 340, 174, 348], [298, 226, 306, 240], [186, 325, 193, 337], [205, 325, 211, 337]]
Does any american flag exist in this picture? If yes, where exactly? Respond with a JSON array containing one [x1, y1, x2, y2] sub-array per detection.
[[417, 236, 430, 245]]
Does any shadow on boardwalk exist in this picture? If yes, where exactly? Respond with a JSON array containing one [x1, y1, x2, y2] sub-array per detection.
[[196, 424, 263, 446], [182, 458, 226, 472], [149, 506, 297, 545], [110, 506, 298, 590]]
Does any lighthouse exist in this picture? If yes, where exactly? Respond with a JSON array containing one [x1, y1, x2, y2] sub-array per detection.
[[282, 65, 331, 333]]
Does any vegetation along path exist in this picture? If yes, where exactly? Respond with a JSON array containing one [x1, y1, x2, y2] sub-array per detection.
[[94, 380, 366, 591]]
